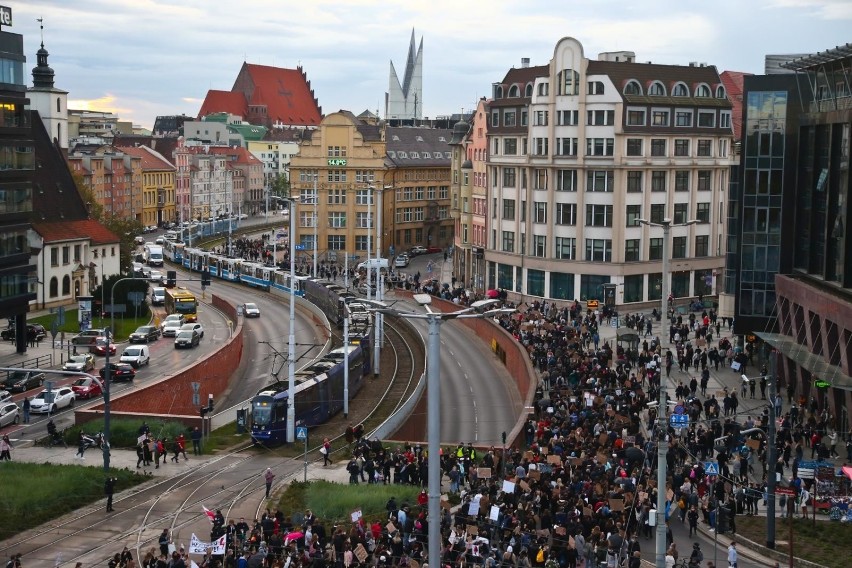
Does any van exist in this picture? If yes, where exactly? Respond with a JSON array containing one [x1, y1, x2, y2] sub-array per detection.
[[120, 345, 150, 368], [151, 287, 166, 306], [357, 258, 389, 271]]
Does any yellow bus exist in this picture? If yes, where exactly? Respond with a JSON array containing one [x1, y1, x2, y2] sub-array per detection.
[[164, 287, 198, 322]]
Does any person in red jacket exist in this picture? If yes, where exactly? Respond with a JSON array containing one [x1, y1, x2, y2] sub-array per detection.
[[176, 433, 188, 461]]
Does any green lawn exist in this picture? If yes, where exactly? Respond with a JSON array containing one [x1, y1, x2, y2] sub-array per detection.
[[276, 480, 423, 525], [30, 308, 151, 342], [0, 462, 148, 541], [737, 515, 852, 568]]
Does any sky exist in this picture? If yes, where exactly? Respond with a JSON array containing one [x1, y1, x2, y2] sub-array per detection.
[[13, 0, 852, 130]]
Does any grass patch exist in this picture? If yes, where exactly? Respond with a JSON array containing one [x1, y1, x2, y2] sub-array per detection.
[[40, 417, 200, 450], [30, 308, 152, 342], [0, 461, 148, 541], [737, 515, 852, 568], [275, 480, 422, 525], [204, 421, 251, 453]]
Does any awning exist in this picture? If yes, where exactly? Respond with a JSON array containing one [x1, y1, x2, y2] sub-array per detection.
[[756, 332, 852, 392]]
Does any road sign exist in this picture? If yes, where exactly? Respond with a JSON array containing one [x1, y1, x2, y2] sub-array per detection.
[[127, 291, 146, 306], [669, 414, 689, 428], [295, 244, 306, 251], [703, 461, 719, 476], [296, 426, 308, 441], [610, 318, 619, 328]]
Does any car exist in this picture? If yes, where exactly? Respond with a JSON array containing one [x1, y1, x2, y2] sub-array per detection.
[[71, 329, 107, 346], [180, 323, 204, 339], [148, 270, 165, 284], [426, 246, 442, 254], [120, 345, 150, 368], [174, 330, 200, 349], [243, 303, 261, 318], [30, 387, 75, 414], [63, 353, 96, 373], [129, 325, 160, 343], [90, 337, 117, 356], [132, 262, 146, 277], [409, 245, 427, 256], [134, 236, 145, 245], [151, 287, 166, 306], [160, 314, 185, 337], [2, 370, 45, 393], [0, 390, 11, 403], [394, 255, 410, 268], [1, 323, 47, 342], [0, 402, 19, 428], [155, 237, 165, 245], [71, 377, 102, 399], [100, 362, 136, 382]]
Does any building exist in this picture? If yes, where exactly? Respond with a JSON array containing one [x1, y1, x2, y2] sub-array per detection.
[[386, 29, 424, 122], [246, 128, 301, 196], [152, 114, 192, 136], [206, 145, 264, 215], [26, 37, 68, 149], [66, 146, 143, 222], [288, 111, 385, 268], [115, 145, 177, 228], [198, 63, 322, 129], [67, 109, 132, 143], [385, 126, 453, 254], [450, 99, 490, 292], [184, 113, 268, 147], [486, 38, 733, 305], [757, 44, 852, 432]]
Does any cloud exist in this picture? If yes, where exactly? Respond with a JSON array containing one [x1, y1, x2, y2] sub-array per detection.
[[764, 0, 852, 19]]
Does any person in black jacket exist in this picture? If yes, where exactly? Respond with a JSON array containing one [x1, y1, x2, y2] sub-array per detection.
[[105, 477, 116, 512]]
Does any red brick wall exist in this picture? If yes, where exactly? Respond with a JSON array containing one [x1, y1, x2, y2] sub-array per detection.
[[75, 294, 243, 426]]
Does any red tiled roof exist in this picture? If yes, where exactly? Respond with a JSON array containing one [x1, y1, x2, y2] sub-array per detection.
[[720, 70, 751, 141], [206, 146, 263, 165], [198, 90, 248, 120], [116, 145, 176, 170], [33, 219, 120, 246]]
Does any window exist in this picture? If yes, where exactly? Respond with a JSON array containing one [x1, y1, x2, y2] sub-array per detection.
[[327, 169, 347, 182], [533, 202, 547, 223], [648, 82, 666, 96], [503, 168, 516, 187], [555, 237, 577, 260], [533, 138, 549, 156], [504, 111, 516, 127], [328, 212, 346, 228], [651, 171, 666, 192], [586, 138, 614, 156], [675, 111, 693, 127], [697, 170, 712, 191], [672, 236, 687, 258], [695, 84, 711, 97], [586, 170, 614, 192], [675, 170, 690, 192], [649, 238, 663, 260], [501, 231, 515, 252], [491, 111, 499, 127], [672, 83, 689, 97], [556, 169, 578, 191], [697, 140, 712, 156], [327, 189, 346, 205], [626, 139, 643, 156], [62, 275, 70, 296], [696, 202, 711, 223], [626, 204, 641, 227], [650, 139, 666, 157], [585, 239, 612, 262], [562, 69, 579, 95], [537, 82, 549, 97], [697, 111, 715, 127], [556, 137, 578, 156], [673, 203, 688, 224], [651, 110, 670, 126], [555, 203, 577, 225], [588, 81, 605, 95], [587, 110, 615, 126], [695, 235, 709, 257], [327, 235, 346, 250], [626, 109, 646, 126], [521, 110, 528, 126], [530, 235, 545, 257], [624, 81, 642, 95], [62, 246, 70, 265], [50, 247, 58, 267], [585, 204, 613, 227], [534, 111, 549, 126], [650, 204, 665, 224], [625, 239, 640, 262], [502, 199, 516, 220], [533, 169, 547, 190], [674, 139, 690, 157], [49, 276, 58, 298], [504, 138, 518, 155], [627, 171, 643, 192], [73, 245, 81, 262], [556, 110, 579, 126], [525, 84, 533, 97], [720, 111, 732, 130]]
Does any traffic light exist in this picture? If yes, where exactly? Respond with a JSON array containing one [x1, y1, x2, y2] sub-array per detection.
[[166, 271, 177, 287], [201, 270, 211, 287]]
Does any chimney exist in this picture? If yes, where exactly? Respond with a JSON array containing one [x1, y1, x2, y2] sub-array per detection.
[[521, 57, 530, 68], [689, 62, 697, 67]]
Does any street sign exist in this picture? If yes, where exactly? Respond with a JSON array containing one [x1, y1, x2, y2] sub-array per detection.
[[295, 426, 308, 440], [814, 379, 831, 389], [775, 487, 795, 495], [703, 461, 719, 476], [610, 318, 619, 328], [127, 291, 145, 306], [295, 244, 306, 251], [669, 414, 689, 428]]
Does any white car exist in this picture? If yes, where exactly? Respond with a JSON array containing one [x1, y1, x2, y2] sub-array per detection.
[[243, 303, 260, 318], [0, 401, 19, 427], [0, 390, 11, 403], [180, 323, 204, 339], [120, 345, 150, 368], [63, 353, 96, 372], [394, 255, 410, 268], [30, 387, 75, 414], [149, 270, 165, 284]]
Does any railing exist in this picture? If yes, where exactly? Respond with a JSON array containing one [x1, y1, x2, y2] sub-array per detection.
[[2, 353, 53, 380]]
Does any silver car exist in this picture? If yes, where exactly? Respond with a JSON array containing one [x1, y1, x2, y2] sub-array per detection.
[[0, 402, 19, 427]]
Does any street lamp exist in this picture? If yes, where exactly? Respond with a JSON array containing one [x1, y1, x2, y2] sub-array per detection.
[[286, 196, 298, 443], [370, 296, 515, 567]]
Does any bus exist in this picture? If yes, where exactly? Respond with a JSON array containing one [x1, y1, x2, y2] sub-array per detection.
[[164, 287, 198, 322]]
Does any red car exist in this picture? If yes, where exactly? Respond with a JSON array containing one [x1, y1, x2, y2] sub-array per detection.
[[90, 337, 116, 356], [71, 377, 103, 399], [426, 246, 442, 254]]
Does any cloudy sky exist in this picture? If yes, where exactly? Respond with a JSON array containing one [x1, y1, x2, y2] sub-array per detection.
[[14, 0, 852, 129]]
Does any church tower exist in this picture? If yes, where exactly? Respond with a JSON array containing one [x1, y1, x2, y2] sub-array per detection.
[[385, 29, 423, 121], [27, 21, 69, 149]]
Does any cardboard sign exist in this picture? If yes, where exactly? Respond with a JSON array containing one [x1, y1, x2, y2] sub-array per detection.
[[625, 436, 636, 444], [351, 509, 362, 523], [528, 469, 541, 481], [354, 545, 368, 563], [490, 505, 500, 521], [608, 499, 624, 512], [746, 439, 761, 450], [466, 525, 479, 536], [519, 480, 531, 492], [478, 468, 492, 479], [568, 535, 575, 547], [386, 522, 397, 534], [548, 454, 562, 465], [571, 457, 583, 467], [410, 561, 419, 568], [583, 507, 592, 517], [525, 451, 535, 460]]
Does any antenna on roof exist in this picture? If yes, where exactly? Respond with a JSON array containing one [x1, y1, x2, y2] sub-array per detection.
[[37, 17, 45, 46]]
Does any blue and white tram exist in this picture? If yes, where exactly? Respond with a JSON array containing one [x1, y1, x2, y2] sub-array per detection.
[[163, 240, 185, 263], [238, 262, 273, 291], [271, 271, 306, 296], [207, 253, 242, 282]]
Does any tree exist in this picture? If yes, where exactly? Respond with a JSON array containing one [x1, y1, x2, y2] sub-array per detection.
[[269, 174, 291, 200], [91, 274, 150, 322]]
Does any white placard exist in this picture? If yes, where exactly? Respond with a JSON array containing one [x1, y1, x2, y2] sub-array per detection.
[[502, 480, 516, 494], [351, 509, 362, 523], [189, 534, 208, 555], [489, 505, 500, 521]]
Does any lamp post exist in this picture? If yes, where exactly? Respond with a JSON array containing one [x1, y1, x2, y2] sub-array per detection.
[[766, 350, 779, 548], [370, 296, 515, 567], [313, 174, 318, 279], [227, 170, 234, 257], [286, 196, 297, 443], [366, 185, 374, 301], [636, 217, 696, 568]]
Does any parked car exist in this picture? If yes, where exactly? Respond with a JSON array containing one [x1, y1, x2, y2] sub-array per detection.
[[129, 326, 160, 343], [242, 303, 261, 318], [180, 323, 204, 339], [71, 329, 107, 346], [30, 387, 75, 414], [71, 377, 102, 399], [174, 330, 200, 349], [63, 353, 95, 373], [426, 246, 442, 254], [394, 254, 410, 268], [2, 370, 45, 393], [120, 345, 150, 368], [1, 323, 47, 342], [409, 245, 427, 256], [0, 390, 11, 403], [90, 337, 116, 356], [0, 402, 19, 427], [99, 362, 136, 382]]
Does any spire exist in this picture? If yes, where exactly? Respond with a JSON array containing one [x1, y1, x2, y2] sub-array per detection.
[[32, 17, 55, 89]]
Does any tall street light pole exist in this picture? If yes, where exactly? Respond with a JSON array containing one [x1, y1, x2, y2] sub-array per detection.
[[637, 217, 696, 568], [366, 185, 373, 301], [370, 296, 515, 568], [287, 197, 297, 443], [312, 173, 318, 279]]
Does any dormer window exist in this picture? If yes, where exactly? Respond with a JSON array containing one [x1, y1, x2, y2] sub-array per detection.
[[715, 85, 727, 99], [648, 81, 666, 96], [494, 85, 504, 99], [525, 84, 533, 97], [623, 80, 642, 95], [695, 84, 711, 97], [672, 83, 689, 97], [508, 85, 520, 97]]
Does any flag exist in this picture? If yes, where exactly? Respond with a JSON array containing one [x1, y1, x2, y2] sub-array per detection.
[[211, 534, 227, 555], [202, 505, 216, 523]]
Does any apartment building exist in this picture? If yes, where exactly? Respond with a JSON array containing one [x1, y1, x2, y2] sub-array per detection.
[[487, 38, 733, 306], [67, 146, 143, 223], [116, 145, 177, 227]]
